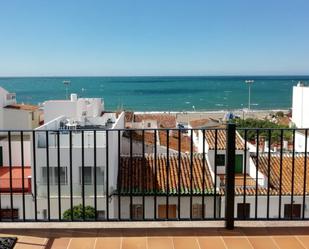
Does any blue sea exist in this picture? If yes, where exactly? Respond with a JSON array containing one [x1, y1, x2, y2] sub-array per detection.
[[0, 76, 308, 111]]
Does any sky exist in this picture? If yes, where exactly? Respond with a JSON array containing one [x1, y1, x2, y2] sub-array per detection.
[[0, 0, 308, 76]]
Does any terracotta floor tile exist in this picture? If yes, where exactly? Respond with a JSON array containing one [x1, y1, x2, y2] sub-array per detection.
[[48, 238, 71, 249], [272, 236, 305, 249], [95, 238, 121, 249], [148, 237, 174, 249], [296, 236, 309, 248], [122, 237, 147, 249], [223, 237, 253, 249], [173, 237, 200, 249], [14, 237, 47, 249], [198, 237, 226, 249], [247, 237, 279, 249], [68, 238, 96, 249]]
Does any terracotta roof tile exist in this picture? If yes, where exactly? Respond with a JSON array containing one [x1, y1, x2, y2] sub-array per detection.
[[134, 114, 176, 128], [205, 129, 245, 150], [4, 104, 38, 111], [159, 131, 196, 153], [118, 154, 214, 195], [125, 130, 195, 153], [253, 153, 309, 195]]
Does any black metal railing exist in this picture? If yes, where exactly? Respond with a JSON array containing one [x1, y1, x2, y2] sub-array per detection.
[[0, 125, 308, 229]]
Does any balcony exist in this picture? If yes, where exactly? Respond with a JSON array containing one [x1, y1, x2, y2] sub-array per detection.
[[0, 125, 309, 225]]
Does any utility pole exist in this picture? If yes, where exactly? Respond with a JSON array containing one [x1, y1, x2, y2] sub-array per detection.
[[245, 80, 254, 111]]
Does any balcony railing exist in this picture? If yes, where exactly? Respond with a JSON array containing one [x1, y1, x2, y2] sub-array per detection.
[[0, 125, 308, 229]]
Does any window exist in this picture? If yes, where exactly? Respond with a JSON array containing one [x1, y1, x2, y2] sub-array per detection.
[[132, 204, 143, 220], [284, 204, 301, 219], [216, 154, 225, 166], [147, 122, 151, 128], [192, 204, 204, 219], [42, 167, 67, 185], [79, 167, 104, 185], [237, 203, 250, 219], [31, 112, 35, 121]]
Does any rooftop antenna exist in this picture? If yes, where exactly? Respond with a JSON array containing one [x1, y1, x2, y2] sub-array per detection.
[[63, 80, 71, 99]]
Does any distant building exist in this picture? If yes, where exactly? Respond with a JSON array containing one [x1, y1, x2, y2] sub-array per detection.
[[43, 93, 104, 123], [0, 86, 41, 130]]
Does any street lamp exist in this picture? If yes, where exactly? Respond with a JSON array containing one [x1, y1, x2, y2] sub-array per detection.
[[245, 80, 254, 111], [63, 80, 71, 99]]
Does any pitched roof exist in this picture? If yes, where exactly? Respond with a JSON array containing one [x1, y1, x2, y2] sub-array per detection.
[[125, 130, 195, 153], [4, 104, 38, 111], [205, 129, 245, 150], [134, 114, 176, 128], [159, 131, 195, 153], [253, 153, 309, 195], [118, 154, 214, 195]]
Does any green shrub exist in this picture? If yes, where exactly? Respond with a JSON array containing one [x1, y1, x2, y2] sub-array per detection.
[[63, 204, 96, 220], [276, 111, 284, 118], [233, 118, 292, 143]]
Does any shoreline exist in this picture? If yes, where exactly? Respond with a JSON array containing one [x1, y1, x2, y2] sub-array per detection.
[[132, 109, 290, 123], [133, 108, 289, 114]]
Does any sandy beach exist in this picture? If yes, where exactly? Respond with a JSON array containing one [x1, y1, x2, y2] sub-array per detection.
[[134, 109, 290, 124]]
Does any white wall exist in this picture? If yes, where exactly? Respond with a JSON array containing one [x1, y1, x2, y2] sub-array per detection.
[[0, 139, 31, 166], [220, 195, 309, 219], [115, 196, 218, 219], [44, 101, 77, 123], [292, 85, 309, 128], [0, 108, 34, 130], [0, 87, 16, 108], [44, 96, 104, 123], [0, 194, 109, 220], [295, 131, 309, 152]]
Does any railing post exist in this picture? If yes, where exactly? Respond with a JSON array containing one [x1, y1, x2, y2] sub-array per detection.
[[225, 123, 236, 229]]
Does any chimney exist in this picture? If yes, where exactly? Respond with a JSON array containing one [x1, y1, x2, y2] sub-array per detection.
[[283, 140, 288, 151]]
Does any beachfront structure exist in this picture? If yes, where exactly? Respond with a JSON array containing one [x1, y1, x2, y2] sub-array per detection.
[[0, 87, 41, 130], [43, 93, 104, 123], [292, 82, 309, 128]]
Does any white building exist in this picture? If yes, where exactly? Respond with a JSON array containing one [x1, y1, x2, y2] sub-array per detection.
[[32, 107, 125, 219], [292, 82, 309, 128], [0, 86, 41, 130], [43, 94, 104, 123]]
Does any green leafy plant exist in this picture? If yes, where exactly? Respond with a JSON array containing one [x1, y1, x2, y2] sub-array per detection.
[[234, 118, 292, 143], [63, 204, 96, 220]]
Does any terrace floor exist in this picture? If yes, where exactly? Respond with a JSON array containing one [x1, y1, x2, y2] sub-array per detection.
[[3, 225, 309, 249]]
